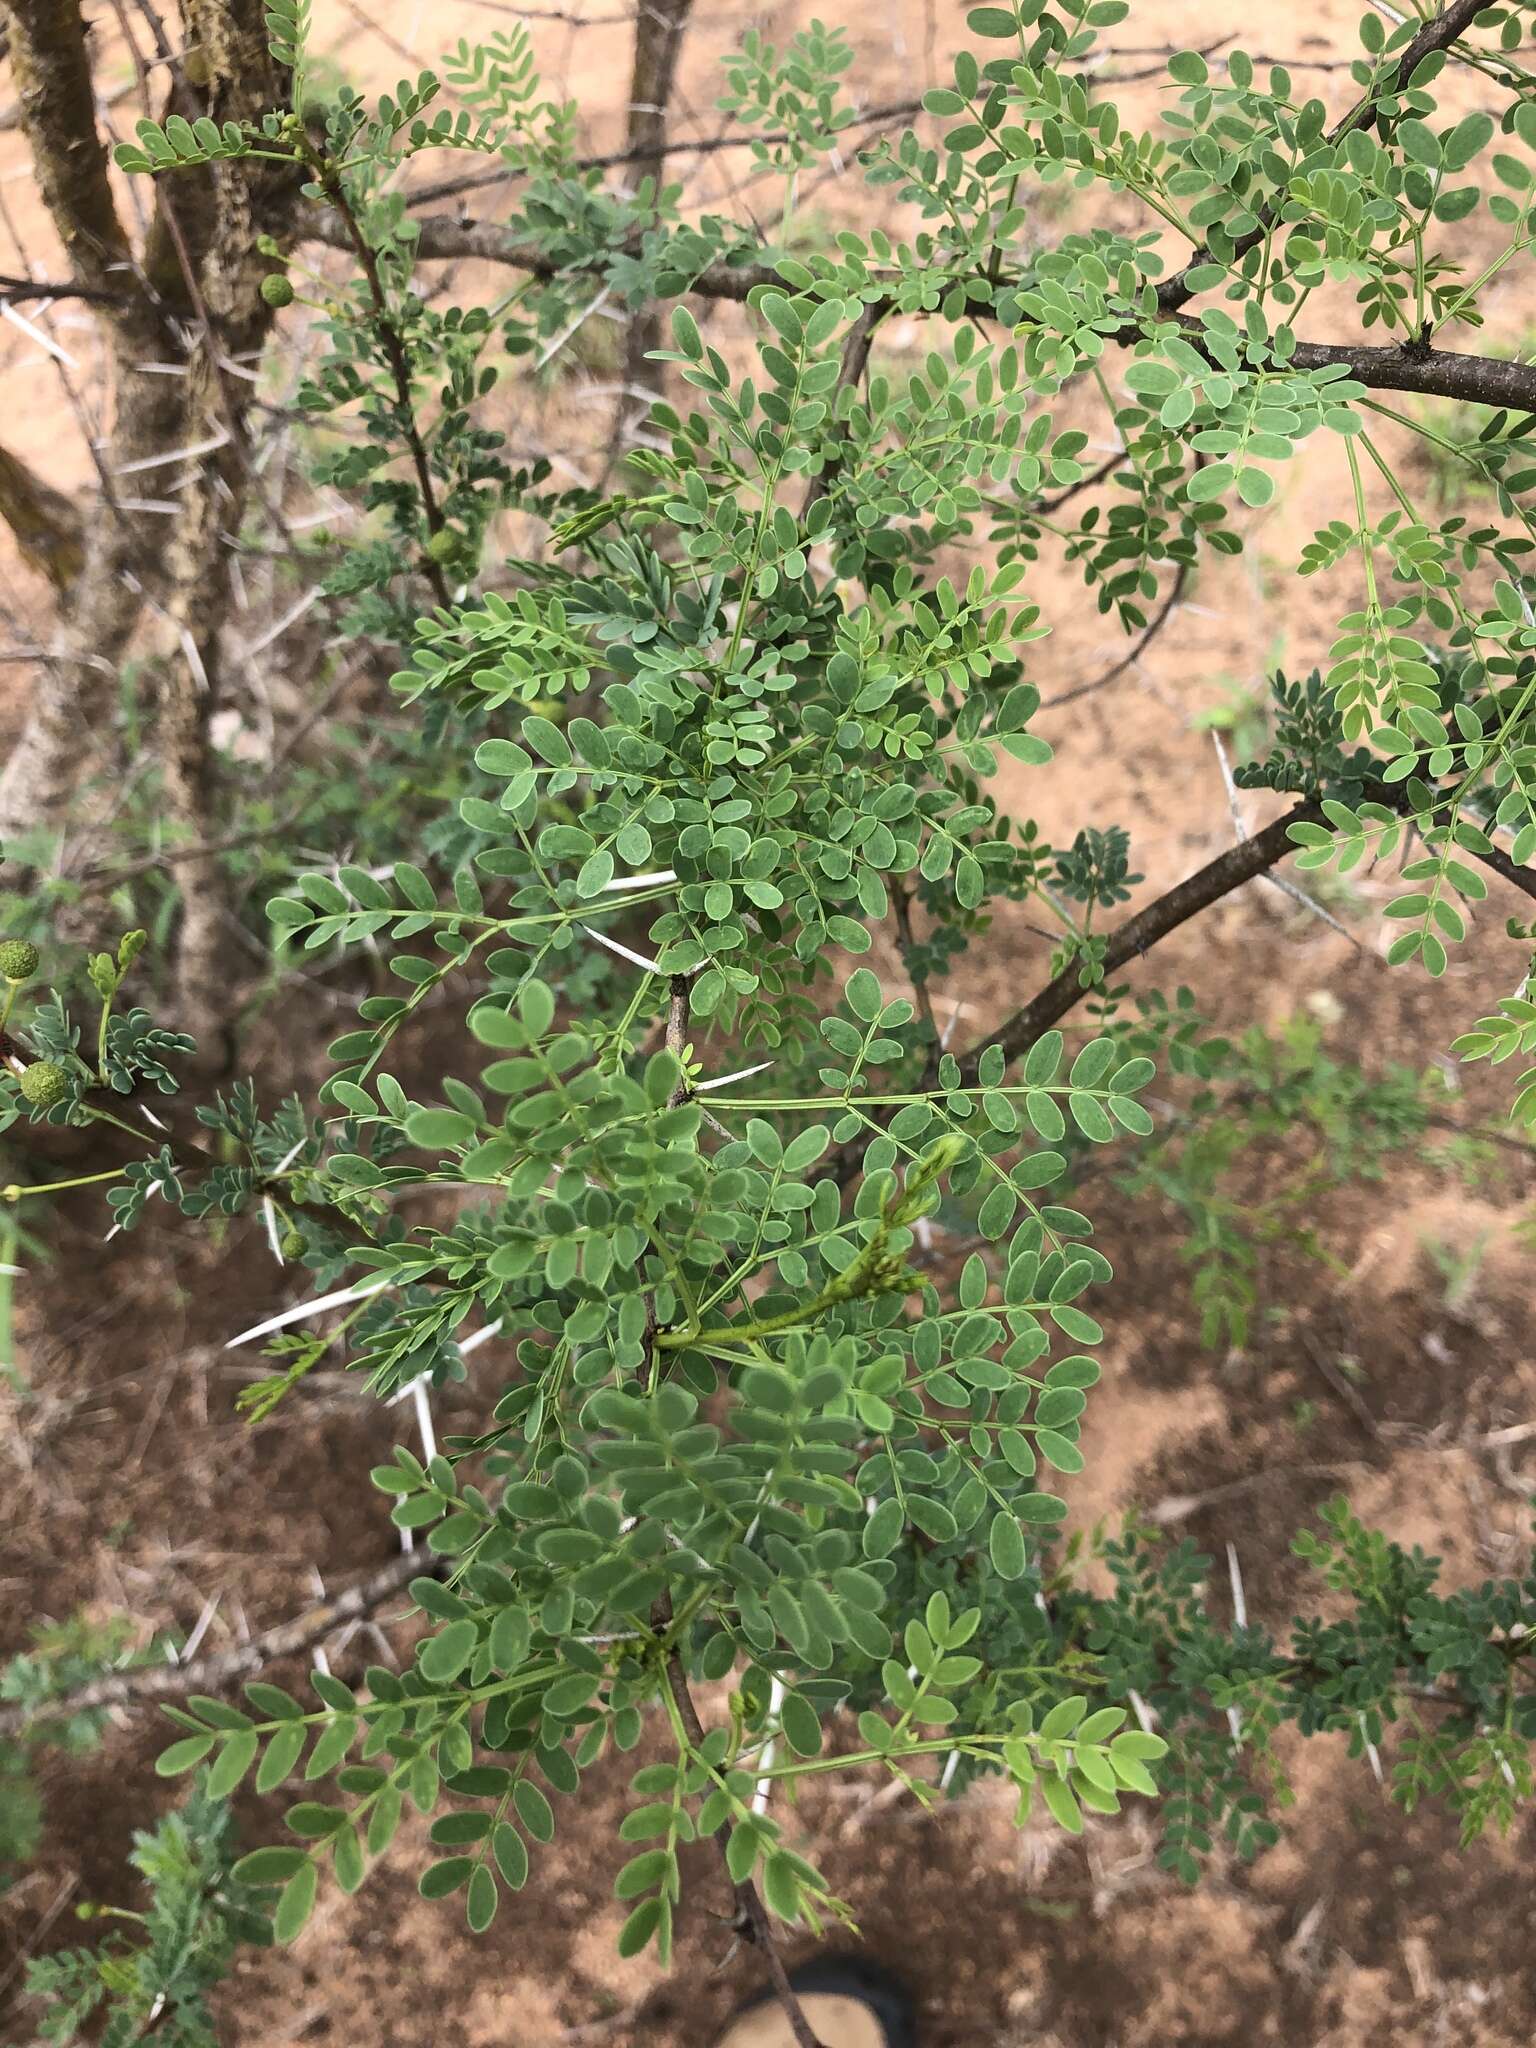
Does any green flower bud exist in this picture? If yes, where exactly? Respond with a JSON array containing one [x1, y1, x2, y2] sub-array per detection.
[[280, 1227, 305, 1260], [0, 939, 39, 983], [18, 1061, 69, 1109], [261, 273, 295, 309]]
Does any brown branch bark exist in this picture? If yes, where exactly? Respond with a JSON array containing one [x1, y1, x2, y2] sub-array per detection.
[[970, 791, 1536, 1082], [971, 800, 1326, 1077], [818, 803, 1323, 1189], [300, 206, 1536, 418], [2, 0, 130, 296], [800, 298, 888, 519], [0, 1549, 430, 1738], [1251, 333, 1536, 409], [1469, 832, 1536, 905], [0, 0, 186, 839], [0, 0, 300, 877], [150, 0, 295, 1057], [298, 203, 784, 298], [612, 0, 694, 453], [0, 442, 85, 593], [827, 769, 1536, 1201]]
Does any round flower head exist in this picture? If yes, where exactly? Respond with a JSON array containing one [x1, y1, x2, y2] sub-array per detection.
[[18, 1061, 69, 1109], [0, 940, 40, 984]]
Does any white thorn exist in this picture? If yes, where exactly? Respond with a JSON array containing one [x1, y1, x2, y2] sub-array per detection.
[[1360, 1717, 1384, 1785], [1210, 729, 1249, 844], [1, 300, 77, 365], [535, 284, 612, 369], [456, 1318, 503, 1356], [1226, 1542, 1247, 1628], [597, 868, 677, 892], [1226, 1543, 1247, 1743], [577, 924, 663, 974], [115, 428, 231, 475], [178, 1595, 221, 1665], [239, 585, 322, 657], [753, 1676, 786, 1816], [1128, 1688, 1157, 1733], [225, 1275, 391, 1350], [695, 1059, 774, 1092], [411, 1376, 438, 1465]]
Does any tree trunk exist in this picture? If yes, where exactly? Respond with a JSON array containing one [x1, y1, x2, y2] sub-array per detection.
[[0, 0, 183, 841], [613, 0, 694, 453], [157, 0, 292, 1061], [0, 0, 294, 1054]]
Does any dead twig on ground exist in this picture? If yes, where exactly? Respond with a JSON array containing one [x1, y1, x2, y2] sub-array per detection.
[[0, 1549, 435, 1736], [1298, 1330, 1384, 1443]]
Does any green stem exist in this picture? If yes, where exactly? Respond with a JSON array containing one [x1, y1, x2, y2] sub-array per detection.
[[2, 1168, 126, 1201], [97, 985, 115, 1087], [84, 1103, 159, 1145]]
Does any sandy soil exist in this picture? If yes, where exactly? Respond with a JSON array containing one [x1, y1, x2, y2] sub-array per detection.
[[3, 2, 1536, 2045]]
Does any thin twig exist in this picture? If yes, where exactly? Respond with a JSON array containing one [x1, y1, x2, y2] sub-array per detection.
[[0, 1872, 79, 2002], [972, 799, 1327, 1075], [800, 298, 888, 520], [311, 162, 454, 609], [1298, 1330, 1384, 1443], [640, 982, 823, 2048], [71, 807, 309, 887], [406, 97, 928, 208], [1025, 448, 1123, 521], [0, 1550, 433, 1736], [1209, 728, 1366, 949], [1038, 560, 1188, 711], [0, 272, 126, 305], [1156, 0, 1492, 316], [891, 882, 937, 1040], [658, 1612, 826, 2048]]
